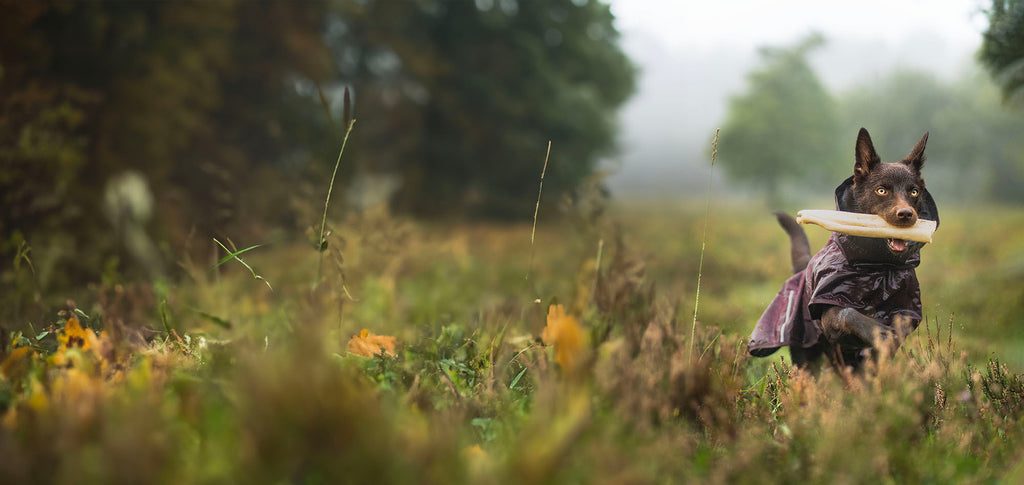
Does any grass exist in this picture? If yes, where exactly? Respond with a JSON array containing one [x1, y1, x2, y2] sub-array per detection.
[[690, 128, 719, 361], [2, 200, 1024, 484], [315, 118, 357, 290], [527, 140, 552, 297]]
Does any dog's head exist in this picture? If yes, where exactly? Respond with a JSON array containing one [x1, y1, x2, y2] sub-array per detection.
[[848, 128, 929, 252]]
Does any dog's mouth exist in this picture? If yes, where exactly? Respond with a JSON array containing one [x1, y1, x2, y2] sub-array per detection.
[[886, 238, 909, 253]]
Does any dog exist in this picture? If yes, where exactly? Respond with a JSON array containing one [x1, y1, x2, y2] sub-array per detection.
[[748, 128, 939, 370]]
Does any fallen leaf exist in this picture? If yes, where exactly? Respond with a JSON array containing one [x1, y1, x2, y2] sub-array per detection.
[[51, 317, 104, 367], [58, 317, 96, 352], [462, 444, 486, 458], [541, 304, 586, 372], [347, 329, 397, 357], [1, 347, 34, 382]]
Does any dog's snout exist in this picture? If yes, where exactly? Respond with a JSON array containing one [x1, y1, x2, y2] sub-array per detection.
[[896, 207, 916, 224]]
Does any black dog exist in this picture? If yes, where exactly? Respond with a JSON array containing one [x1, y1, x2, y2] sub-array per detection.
[[748, 128, 939, 370]]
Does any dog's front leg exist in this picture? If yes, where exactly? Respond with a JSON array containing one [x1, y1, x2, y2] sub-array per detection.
[[890, 314, 919, 343], [821, 306, 898, 350]]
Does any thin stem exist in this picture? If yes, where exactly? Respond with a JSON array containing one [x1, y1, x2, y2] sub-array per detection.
[[590, 238, 604, 305], [690, 128, 719, 362], [526, 141, 552, 298], [316, 119, 357, 290]]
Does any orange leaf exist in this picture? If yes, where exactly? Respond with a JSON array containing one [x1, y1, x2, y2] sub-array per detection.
[[1, 347, 33, 381], [541, 304, 586, 372], [51, 317, 104, 367], [347, 329, 397, 357], [58, 317, 96, 352]]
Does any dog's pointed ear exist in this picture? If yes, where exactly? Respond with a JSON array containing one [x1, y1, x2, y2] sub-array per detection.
[[854, 128, 880, 182], [903, 131, 928, 174]]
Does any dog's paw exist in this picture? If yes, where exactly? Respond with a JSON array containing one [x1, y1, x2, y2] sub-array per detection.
[[891, 314, 918, 340]]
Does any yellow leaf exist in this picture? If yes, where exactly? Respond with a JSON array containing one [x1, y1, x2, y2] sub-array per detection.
[[58, 317, 97, 352], [1, 346, 33, 381], [463, 443, 491, 479], [27, 377, 48, 412], [347, 329, 397, 357], [541, 304, 586, 372], [53, 367, 90, 396], [51, 317, 103, 367]]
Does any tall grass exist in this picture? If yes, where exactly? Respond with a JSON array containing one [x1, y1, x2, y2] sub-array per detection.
[[315, 118, 357, 290], [2, 198, 1023, 483], [526, 140, 552, 299], [690, 128, 719, 361]]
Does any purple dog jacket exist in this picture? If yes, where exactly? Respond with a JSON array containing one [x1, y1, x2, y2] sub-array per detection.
[[748, 176, 938, 357], [748, 235, 922, 357]]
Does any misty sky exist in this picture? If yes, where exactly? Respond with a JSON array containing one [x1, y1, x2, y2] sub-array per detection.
[[605, 0, 989, 197]]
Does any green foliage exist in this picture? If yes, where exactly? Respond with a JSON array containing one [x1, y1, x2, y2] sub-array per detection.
[[974, 358, 1024, 418], [3, 205, 1024, 483], [716, 33, 843, 205], [0, 1, 636, 334], [980, 0, 1024, 102], [840, 70, 951, 157], [718, 29, 1024, 206], [839, 69, 1024, 203], [331, 0, 636, 217], [0, 1, 336, 325]]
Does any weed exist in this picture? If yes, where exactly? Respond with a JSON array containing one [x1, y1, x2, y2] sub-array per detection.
[[212, 238, 272, 291], [315, 117, 357, 290]]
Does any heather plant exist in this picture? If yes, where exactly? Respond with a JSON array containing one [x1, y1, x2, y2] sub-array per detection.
[[2, 204, 1024, 484]]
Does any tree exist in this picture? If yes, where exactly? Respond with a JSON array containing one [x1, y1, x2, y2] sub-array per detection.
[[1, 0, 637, 325], [837, 68, 1024, 204], [716, 34, 842, 206], [329, 0, 636, 218], [839, 71, 950, 155], [980, 0, 1024, 103], [0, 1, 337, 320]]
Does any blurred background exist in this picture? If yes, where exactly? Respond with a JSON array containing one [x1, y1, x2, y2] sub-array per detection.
[[1, 0, 1022, 326], [7, 3, 1024, 481], [610, 0, 1015, 203]]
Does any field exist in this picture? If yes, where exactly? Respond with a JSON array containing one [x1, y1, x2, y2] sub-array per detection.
[[3, 201, 1024, 483]]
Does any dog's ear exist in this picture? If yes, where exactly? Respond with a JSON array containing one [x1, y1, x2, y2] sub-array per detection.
[[902, 131, 928, 174], [854, 128, 881, 182]]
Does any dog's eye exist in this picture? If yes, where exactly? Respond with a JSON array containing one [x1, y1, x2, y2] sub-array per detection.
[[910, 189, 919, 197], [875, 187, 887, 196]]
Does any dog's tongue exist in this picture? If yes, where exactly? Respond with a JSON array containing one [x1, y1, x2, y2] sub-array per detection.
[[886, 238, 908, 252]]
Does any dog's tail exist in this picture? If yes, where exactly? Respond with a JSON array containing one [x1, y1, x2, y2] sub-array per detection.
[[774, 211, 811, 274]]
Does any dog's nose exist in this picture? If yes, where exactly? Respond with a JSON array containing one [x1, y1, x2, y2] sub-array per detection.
[[896, 208, 915, 221]]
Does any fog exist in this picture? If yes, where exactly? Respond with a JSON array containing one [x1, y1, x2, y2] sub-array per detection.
[[606, 0, 987, 199]]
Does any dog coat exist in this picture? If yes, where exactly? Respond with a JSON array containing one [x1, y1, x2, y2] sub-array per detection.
[[747, 235, 923, 356], [748, 176, 938, 357]]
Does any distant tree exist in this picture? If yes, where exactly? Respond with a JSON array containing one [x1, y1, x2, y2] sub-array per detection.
[[837, 68, 1024, 203], [330, 0, 636, 218], [0, 1, 335, 296], [980, 0, 1024, 102], [0, 0, 636, 303], [838, 70, 952, 159], [935, 71, 1024, 203], [716, 34, 842, 206]]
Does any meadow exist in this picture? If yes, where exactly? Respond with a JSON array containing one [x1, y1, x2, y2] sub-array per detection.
[[2, 199, 1024, 484]]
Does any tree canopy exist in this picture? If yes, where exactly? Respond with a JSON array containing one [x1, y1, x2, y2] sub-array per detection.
[[715, 34, 843, 205], [332, 0, 635, 217], [0, 0, 636, 293], [1, 1, 335, 284], [980, 0, 1024, 103], [838, 68, 1024, 204]]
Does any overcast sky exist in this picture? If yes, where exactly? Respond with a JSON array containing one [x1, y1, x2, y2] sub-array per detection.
[[604, 0, 990, 196], [610, 0, 987, 52]]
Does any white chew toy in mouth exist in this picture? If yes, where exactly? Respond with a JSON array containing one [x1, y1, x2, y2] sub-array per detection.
[[796, 209, 936, 244]]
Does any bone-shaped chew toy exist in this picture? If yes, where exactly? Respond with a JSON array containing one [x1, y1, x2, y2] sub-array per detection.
[[796, 209, 936, 243]]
